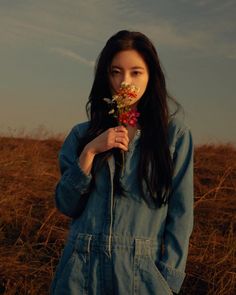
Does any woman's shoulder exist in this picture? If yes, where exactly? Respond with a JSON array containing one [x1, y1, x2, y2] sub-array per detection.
[[59, 121, 90, 154], [70, 121, 90, 138], [168, 116, 191, 145]]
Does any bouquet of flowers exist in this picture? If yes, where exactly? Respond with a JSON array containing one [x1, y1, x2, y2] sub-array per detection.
[[103, 82, 140, 174], [103, 82, 140, 127]]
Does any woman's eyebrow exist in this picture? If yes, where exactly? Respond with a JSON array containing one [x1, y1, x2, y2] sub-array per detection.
[[111, 65, 145, 70]]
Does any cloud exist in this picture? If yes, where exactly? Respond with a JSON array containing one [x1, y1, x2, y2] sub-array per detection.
[[193, 0, 215, 6], [0, 16, 94, 46], [0, 0, 235, 60], [132, 21, 209, 51], [179, 0, 235, 9], [131, 17, 236, 59], [50, 47, 95, 67]]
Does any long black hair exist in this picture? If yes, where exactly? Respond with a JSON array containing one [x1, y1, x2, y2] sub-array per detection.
[[77, 30, 182, 208]]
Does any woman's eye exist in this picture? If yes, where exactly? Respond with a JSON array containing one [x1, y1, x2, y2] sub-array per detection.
[[132, 71, 142, 76], [111, 70, 120, 75]]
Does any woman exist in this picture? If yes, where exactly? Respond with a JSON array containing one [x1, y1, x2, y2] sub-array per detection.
[[50, 30, 194, 295]]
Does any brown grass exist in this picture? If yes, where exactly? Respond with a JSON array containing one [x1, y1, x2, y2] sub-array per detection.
[[0, 131, 235, 294]]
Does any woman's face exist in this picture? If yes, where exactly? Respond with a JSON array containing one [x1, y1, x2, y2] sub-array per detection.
[[108, 49, 149, 108]]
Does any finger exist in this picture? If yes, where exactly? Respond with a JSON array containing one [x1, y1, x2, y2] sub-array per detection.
[[114, 136, 129, 147], [114, 137, 129, 150], [113, 127, 129, 143], [114, 125, 128, 133], [115, 142, 129, 151]]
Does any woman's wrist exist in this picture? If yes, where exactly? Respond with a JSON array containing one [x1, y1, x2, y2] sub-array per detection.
[[83, 143, 96, 157], [78, 145, 96, 176]]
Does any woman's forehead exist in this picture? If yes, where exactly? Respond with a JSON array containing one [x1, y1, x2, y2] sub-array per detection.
[[110, 50, 147, 69]]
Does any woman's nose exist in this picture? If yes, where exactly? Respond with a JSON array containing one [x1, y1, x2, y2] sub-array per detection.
[[121, 73, 132, 85]]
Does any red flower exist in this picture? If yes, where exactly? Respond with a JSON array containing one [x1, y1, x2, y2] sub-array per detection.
[[118, 109, 140, 127], [103, 82, 140, 128]]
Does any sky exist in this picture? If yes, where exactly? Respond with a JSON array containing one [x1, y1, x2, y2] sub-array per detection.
[[0, 0, 235, 145]]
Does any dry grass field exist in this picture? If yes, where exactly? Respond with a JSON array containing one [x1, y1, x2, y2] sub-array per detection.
[[0, 132, 235, 294]]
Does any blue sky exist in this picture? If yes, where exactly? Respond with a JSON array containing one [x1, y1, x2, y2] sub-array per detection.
[[0, 0, 235, 144]]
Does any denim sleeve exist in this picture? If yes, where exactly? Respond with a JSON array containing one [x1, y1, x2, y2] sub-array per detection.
[[54, 126, 92, 218], [157, 127, 194, 294]]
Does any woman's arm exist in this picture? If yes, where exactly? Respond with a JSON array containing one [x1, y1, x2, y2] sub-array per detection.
[[78, 145, 96, 176], [55, 124, 129, 218], [54, 126, 93, 218], [157, 127, 194, 294]]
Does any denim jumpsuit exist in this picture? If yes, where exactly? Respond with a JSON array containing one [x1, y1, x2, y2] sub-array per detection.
[[50, 117, 194, 295]]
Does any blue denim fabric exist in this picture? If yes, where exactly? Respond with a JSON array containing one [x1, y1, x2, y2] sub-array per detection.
[[50, 117, 194, 295]]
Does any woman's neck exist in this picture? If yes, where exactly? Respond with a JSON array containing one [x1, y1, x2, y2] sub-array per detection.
[[126, 124, 140, 142]]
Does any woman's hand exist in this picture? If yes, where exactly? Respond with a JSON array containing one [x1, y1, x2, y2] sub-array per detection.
[[78, 125, 129, 175], [85, 125, 129, 155]]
